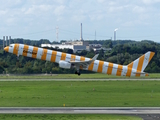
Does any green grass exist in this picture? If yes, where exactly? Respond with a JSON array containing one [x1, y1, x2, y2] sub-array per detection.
[[0, 81, 160, 107], [0, 114, 142, 120], [1, 73, 160, 79]]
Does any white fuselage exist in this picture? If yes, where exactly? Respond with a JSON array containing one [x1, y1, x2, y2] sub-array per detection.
[[4, 44, 152, 77]]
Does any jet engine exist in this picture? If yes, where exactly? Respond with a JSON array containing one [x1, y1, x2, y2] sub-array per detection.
[[59, 60, 71, 69]]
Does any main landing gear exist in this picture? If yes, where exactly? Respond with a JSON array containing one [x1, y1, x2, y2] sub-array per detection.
[[17, 56, 19, 62], [75, 71, 81, 76]]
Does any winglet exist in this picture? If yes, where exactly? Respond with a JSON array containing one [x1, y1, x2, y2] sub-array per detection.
[[92, 54, 99, 60]]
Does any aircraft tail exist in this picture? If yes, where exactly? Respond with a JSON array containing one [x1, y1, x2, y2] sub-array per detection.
[[127, 51, 155, 72]]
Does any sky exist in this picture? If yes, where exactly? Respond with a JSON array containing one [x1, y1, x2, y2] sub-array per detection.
[[0, 0, 160, 42]]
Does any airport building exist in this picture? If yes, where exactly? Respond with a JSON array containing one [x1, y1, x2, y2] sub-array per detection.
[[41, 43, 87, 53], [41, 40, 112, 53]]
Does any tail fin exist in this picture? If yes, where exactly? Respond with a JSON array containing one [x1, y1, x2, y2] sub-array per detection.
[[127, 51, 155, 72]]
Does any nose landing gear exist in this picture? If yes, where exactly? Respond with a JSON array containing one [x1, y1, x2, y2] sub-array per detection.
[[75, 71, 81, 76]]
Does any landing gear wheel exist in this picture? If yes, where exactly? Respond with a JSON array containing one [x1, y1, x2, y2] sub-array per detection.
[[75, 71, 81, 76], [78, 72, 81, 76]]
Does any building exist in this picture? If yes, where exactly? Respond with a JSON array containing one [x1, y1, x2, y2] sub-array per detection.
[[41, 41, 112, 53], [88, 44, 112, 53], [62, 40, 89, 46], [41, 40, 89, 53]]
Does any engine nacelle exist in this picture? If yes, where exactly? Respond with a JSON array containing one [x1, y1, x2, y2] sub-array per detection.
[[59, 60, 71, 69]]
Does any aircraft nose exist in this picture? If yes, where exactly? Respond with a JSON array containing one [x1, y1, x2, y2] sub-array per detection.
[[4, 46, 9, 52]]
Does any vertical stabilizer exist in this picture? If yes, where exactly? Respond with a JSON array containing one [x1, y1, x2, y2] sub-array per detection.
[[128, 51, 155, 72]]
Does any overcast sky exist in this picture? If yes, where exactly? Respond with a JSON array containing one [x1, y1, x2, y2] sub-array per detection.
[[0, 0, 160, 42]]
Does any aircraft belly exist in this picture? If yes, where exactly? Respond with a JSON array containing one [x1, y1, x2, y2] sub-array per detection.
[[66, 54, 71, 62], [75, 56, 81, 62], [122, 66, 127, 76], [112, 64, 118, 75], [102, 62, 109, 74], [46, 50, 52, 61], [18, 44, 24, 56], [55, 52, 62, 63], [27, 46, 34, 58], [36, 48, 43, 59], [92, 60, 99, 72]]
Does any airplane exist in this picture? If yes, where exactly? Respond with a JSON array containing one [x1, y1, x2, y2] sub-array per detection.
[[4, 44, 155, 77]]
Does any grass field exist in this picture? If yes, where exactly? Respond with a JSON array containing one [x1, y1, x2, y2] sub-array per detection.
[[0, 114, 142, 120], [0, 73, 160, 79], [0, 81, 160, 107]]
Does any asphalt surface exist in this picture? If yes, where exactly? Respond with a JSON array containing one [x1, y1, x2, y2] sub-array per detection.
[[0, 107, 160, 119], [1, 78, 160, 81]]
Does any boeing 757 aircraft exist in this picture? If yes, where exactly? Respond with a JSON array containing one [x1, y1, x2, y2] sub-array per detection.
[[4, 44, 155, 77]]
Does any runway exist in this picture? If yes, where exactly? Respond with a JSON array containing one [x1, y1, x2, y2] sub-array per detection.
[[0, 107, 160, 120], [0, 78, 160, 81], [0, 107, 159, 114]]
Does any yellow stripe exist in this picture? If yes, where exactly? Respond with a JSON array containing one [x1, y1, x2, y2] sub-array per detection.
[[22, 45, 29, 57], [80, 56, 85, 61], [13, 44, 19, 56], [145, 73, 149, 76], [32, 47, 38, 58], [149, 52, 155, 63], [107, 63, 113, 75], [126, 62, 133, 77], [51, 51, 57, 62], [71, 54, 76, 61], [61, 53, 67, 61], [5, 46, 9, 52], [88, 62, 94, 71], [116, 65, 123, 76], [97, 61, 104, 73], [80, 56, 85, 69], [137, 55, 145, 71], [41, 49, 48, 60], [136, 55, 145, 77]]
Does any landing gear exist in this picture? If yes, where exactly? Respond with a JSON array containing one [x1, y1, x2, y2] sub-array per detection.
[[75, 71, 81, 76], [16, 55, 20, 67], [17, 56, 19, 62], [75, 66, 81, 76]]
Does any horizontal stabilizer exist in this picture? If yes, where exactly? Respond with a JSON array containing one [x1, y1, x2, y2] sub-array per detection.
[[133, 72, 149, 76]]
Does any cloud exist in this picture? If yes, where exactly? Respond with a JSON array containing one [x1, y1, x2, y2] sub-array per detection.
[[108, 6, 128, 13], [54, 5, 65, 16], [142, 0, 160, 4], [97, 0, 105, 3], [0, 10, 7, 15], [133, 6, 146, 13], [72, 15, 86, 22], [25, 5, 52, 15]]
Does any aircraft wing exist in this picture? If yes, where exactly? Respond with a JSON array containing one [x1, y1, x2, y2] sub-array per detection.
[[70, 54, 99, 68]]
